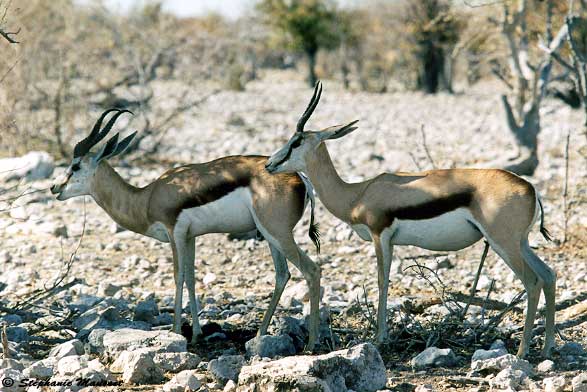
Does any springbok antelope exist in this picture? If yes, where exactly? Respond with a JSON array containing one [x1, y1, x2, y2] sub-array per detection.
[[50, 108, 322, 350], [265, 82, 556, 358]]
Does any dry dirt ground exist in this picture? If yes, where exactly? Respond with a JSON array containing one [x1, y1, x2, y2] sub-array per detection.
[[1, 71, 587, 391]]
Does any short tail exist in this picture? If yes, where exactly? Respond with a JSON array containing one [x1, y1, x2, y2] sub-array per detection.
[[299, 173, 321, 253], [309, 207, 321, 254], [537, 195, 552, 242]]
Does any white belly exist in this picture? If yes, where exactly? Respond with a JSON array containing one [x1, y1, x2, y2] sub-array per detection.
[[176, 187, 256, 236], [390, 208, 482, 251]]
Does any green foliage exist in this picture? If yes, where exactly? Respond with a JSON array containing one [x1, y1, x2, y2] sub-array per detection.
[[400, 0, 467, 92], [258, 0, 341, 55], [404, 0, 464, 48]]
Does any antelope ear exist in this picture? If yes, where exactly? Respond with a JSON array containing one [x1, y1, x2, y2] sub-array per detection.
[[108, 131, 137, 158], [94, 133, 119, 163], [93, 131, 137, 163], [317, 120, 359, 141]]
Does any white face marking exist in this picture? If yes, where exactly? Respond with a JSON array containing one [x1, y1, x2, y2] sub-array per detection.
[[174, 187, 256, 238], [390, 208, 483, 251], [51, 156, 97, 200]]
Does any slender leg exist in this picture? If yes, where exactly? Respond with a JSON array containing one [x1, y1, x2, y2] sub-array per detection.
[[258, 243, 290, 336], [249, 210, 321, 352], [485, 237, 541, 358], [522, 241, 557, 356], [274, 239, 321, 351], [169, 237, 184, 334], [296, 247, 321, 351], [183, 238, 202, 342], [463, 241, 490, 319], [520, 278, 542, 357], [542, 276, 557, 357], [373, 233, 393, 343]]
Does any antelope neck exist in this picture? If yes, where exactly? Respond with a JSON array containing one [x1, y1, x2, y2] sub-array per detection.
[[91, 161, 152, 234], [304, 143, 364, 223]]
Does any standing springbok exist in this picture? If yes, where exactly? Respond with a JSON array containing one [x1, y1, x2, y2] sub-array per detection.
[[265, 82, 556, 358], [50, 108, 322, 350]]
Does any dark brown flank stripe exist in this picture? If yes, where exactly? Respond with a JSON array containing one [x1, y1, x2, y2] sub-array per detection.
[[171, 157, 307, 226], [386, 191, 473, 223], [176, 174, 252, 217]]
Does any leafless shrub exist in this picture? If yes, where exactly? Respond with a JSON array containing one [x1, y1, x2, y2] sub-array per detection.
[[486, 0, 570, 175], [0, 0, 19, 44], [0, 2, 240, 159]]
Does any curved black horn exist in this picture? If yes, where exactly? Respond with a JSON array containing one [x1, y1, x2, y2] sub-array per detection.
[[93, 109, 133, 146], [296, 81, 322, 133], [73, 109, 133, 157]]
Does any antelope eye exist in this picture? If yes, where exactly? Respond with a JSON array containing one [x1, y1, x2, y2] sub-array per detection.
[[71, 163, 80, 172], [291, 138, 302, 148]]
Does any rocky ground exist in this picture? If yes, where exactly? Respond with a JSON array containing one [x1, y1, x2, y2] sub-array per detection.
[[1, 71, 586, 391]]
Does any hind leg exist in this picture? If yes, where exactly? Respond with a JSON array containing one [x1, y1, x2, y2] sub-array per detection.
[[280, 240, 321, 351], [522, 241, 556, 356], [484, 237, 542, 358], [257, 243, 290, 336]]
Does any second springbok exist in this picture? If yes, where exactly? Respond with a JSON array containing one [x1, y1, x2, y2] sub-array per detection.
[[265, 82, 556, 358], [50, 109, 322, 350]]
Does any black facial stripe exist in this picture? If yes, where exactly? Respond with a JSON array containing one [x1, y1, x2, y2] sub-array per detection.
[[274, 146, 294, 167], [273, 135, 303, 167]]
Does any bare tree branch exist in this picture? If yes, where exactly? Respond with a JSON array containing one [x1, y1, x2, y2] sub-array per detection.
[[462, 0, 505, 8], [501, 95, 519, 131], [0, 26, 19, 44]]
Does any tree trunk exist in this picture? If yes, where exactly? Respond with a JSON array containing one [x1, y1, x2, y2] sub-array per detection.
[[306, 48, 318, 87], [443, 54, 455, 94], [419, 41, 445, 94], [499, 95, 540, 176]]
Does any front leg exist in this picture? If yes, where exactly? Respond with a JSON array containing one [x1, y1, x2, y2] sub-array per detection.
[[169, 236, 184, 334], [183, 237, 203, 343], [373, 233, 393, 343]]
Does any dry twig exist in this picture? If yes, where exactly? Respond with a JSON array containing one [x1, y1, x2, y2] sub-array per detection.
[[462, 241, 490, 319], [563, 128, 571, 244], [13, 198, 87, 312], [420, 124, 437, 169], [0, 0, 19, 44], [1, 324, 9, 358]]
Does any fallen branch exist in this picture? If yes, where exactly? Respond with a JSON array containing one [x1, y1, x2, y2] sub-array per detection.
[[481, 290, 526, 333], [560, 301, 587, 320], [447, 376, 489, 386], [402, 292, 522, 314]]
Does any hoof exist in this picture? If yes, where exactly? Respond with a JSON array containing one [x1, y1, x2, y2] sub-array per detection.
[[189, 332, 203, 347], [515, 348, 528, 359], [303, 342, 316, 354], [375, 334, 389, 345]]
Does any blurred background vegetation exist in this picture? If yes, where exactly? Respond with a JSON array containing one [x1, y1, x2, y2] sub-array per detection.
[[0, 0, 586, 169]]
